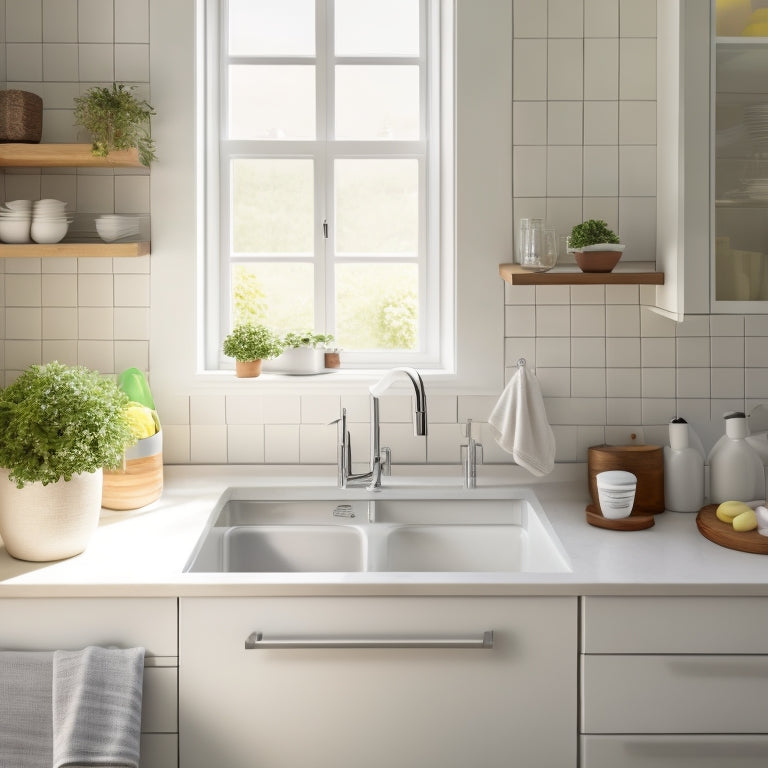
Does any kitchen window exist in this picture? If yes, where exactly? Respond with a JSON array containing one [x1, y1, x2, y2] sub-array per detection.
[[202, 0, 452, 370]]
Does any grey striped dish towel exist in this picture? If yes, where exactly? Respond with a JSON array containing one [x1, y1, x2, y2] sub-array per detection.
[[0, 646, 144, 768], [0, 651, 53, 768], [53, 646, 145, 768]]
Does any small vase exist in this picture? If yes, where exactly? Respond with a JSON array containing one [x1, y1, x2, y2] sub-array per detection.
[[0, 468, 103, 561], [235, 359, 262, 378]]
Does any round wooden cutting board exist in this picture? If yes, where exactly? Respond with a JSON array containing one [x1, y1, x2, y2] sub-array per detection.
[[696, 504, 768, 554]]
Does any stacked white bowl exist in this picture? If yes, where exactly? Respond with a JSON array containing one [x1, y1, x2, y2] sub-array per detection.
[[30, 198, 72, 244], [596, 470, 637, 519], [0, 199, 33, 243], [0, 199, 73, 244], [95, 215, 140, 242]]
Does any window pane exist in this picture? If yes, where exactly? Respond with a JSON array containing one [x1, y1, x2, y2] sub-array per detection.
[[232, 262, 314, 329], [335, 66, 419, 140], [336, 263, 418, 350], [228, 65, 315, 140], [232, 159, 314, 255], [335, 159, 418, 254], [228, 0, 314, 56], [335, 0, 419, 56]]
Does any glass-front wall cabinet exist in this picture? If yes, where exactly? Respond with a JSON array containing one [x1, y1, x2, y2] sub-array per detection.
[[714, 0, 768, 305]]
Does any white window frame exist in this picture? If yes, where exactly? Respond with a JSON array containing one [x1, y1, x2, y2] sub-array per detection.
[[202, 0, 451, 371]]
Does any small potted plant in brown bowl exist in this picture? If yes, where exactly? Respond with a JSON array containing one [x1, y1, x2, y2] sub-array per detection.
[[568, 219, 625, 273]]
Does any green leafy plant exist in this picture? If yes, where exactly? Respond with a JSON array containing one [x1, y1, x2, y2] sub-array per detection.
[[223, 323, 284, 362], [0, 362, 133, 488], [569, 219, 621, 250], [282, 331, 335, 349], [73, 83, 157, 167]]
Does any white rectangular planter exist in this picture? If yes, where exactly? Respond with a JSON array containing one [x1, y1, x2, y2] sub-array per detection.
[[262, 347, 326, 374]]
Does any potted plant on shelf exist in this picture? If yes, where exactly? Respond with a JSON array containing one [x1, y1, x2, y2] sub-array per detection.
[[0, 361, 133, 562], [223, 322, 284, 378], [266, 332, 335, 374], [73, 82, 157, 167], [568, 219, 625, 273]]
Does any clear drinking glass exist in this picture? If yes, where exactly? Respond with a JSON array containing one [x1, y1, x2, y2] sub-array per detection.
[[521, 222, 557, 272]]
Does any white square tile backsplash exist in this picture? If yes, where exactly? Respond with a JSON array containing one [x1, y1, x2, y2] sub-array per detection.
[[2, 0, 768, 469]]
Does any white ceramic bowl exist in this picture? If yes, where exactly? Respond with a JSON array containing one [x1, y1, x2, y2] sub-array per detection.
[[596, 470, 637, 519], [0, 217, 31, 243], [30, 218, 70, 244]]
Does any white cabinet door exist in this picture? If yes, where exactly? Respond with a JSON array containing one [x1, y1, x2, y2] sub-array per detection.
[[180, 596, 576, 768]]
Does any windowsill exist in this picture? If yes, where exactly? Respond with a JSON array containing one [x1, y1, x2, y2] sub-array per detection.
[[191, 367, 473, 394]]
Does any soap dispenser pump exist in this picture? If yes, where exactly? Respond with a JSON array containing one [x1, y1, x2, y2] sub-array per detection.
[[664, 417, 704, 512], [708, 412, 766, 504]]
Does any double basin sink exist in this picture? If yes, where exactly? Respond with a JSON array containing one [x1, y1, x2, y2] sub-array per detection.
[[184, 484, 571, 574]]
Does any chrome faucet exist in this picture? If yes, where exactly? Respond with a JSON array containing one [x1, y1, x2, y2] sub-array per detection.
[[336, 367, 428, 490], [461, 418, 483, 489]]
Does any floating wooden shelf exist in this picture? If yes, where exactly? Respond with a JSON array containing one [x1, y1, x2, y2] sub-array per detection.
[[0, 241, 150, 258], [499, 263, 665, 286], [0, 143, 142, 168]]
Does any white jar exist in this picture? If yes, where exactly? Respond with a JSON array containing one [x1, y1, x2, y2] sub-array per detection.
[[708, 412, 765, 503], [664, 418, 705, 512]]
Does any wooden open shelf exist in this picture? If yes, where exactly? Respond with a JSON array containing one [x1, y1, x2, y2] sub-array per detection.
[[0, 143, 142, 168], [0, 241, 150, 258], [499, 263, 665, 286]]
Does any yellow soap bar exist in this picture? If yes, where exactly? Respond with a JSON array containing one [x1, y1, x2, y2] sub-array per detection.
[[716, 500, 752, 523], [733, 508, 758, 532]]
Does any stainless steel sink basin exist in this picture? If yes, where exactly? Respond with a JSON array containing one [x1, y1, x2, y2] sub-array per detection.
[[183, 486, 570, 574]]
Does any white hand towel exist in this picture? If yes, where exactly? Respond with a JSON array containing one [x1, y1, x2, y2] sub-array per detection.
[[488, 363, 555, 476]]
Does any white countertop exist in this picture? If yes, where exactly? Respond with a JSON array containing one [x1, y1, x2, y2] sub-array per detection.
[[1, 464, 767, 598]]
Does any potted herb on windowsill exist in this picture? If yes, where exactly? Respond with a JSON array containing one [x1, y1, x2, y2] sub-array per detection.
[[223, 323, 284, 378], [265, 332, 335, 375], [568, 219, 625, 273], [73, 83, 157, 167], [0, 361, 133, 562]]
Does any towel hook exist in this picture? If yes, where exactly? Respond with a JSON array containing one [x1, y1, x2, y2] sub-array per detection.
[[516, 358, 527, 367]]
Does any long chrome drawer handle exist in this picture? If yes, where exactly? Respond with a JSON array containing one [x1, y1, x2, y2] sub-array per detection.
[[245, 630, 494, 650]]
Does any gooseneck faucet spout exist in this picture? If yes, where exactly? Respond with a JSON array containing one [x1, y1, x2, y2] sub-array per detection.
[[337, 367, 428, 490]]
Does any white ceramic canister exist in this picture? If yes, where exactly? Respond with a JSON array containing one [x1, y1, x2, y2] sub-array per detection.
[[664, 417, 705, 512], [708, 412, 766, 504]]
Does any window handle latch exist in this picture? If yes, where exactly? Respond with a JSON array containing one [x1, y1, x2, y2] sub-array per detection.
[[323, 219, 328, 238]]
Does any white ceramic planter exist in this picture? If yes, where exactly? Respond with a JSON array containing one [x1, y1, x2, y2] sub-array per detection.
[[0, 468, 103, 561], [263, 347, 325, 374]]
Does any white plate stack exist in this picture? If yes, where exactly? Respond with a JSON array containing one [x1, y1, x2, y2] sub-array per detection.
[[0, 199, 33, 243], [744, 103, 768, 150], [95, 215, 141, 242], [30, 198, 72, 243], [742, 178, 768, 201]]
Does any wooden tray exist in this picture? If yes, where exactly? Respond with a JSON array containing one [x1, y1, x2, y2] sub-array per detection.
[[696, 504, 768, 554], [586, 504, 655, 531]]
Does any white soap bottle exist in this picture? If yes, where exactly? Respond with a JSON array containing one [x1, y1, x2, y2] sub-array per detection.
[[708, 412, 766, 503], [664, 417, 704, 512]]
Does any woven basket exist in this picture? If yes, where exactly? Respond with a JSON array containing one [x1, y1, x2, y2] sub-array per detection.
[[0, 90, 43, 143]]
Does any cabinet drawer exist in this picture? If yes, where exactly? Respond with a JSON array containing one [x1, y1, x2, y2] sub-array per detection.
[[0, 598, 177, 656], [581, 735, 768, 768], [581, 654, 768, 734], [582, 596, 768, 653]]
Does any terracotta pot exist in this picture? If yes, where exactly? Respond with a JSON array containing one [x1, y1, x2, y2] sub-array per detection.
[[235, 359, 263, 378], [0, 468, 103, 561], [574, 250, 622, 273]]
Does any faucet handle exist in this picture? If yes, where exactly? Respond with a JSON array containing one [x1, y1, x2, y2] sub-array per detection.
[[381, 447, 392, 476]]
